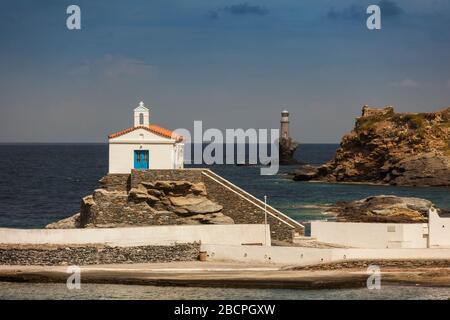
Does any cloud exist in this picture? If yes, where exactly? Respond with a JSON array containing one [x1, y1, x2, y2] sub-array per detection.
[[208, 2, 269, 19], [379, 0, 403, 17], [224, 3, 269, 16], [68, 54, 156, 80], [207, 10, 220, 20], [389, 78, 421, 88], [327, 0, 403, 20], [327, 4, 364, 20]]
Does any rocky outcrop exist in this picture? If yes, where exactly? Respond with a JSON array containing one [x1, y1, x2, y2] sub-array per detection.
[[292, 165, 320, 181], [49, 180, 234, 229], [382, 153, 450, 186], [45, 213, 81, 229], [279, 137, 300, 165], [293, 105, 450, 186], [324, 195, 449, 223]]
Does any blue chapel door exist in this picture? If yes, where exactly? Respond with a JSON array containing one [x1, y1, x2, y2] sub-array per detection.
[[134, 150, 149, 169]]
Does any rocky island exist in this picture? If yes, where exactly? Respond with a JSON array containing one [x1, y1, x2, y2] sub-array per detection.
[[293, 105, 450, 186]]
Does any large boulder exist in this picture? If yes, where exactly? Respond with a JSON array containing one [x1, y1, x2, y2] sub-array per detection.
[[325, 195, 445, 223], [169, 196, 223, 215], [169, 195, 205, 207], [183, 199, 223, 215], [129, 186, 159, 203], [292, 165, 319, 181], [45, 213, 81, 229]]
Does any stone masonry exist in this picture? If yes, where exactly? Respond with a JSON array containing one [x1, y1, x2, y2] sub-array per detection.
[[202, 174, 299, 242], [49, 169, 304, 242], [0, 243, 200, 266]]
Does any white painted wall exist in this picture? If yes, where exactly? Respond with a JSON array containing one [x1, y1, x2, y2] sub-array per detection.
[[134, 105, 150, 127], [109, 143, 175, 173], [0, 224, 270, 247], [311, 221, 428, 249], [174, 143, 184, 169], [202, 244, 450, 265], [429, 209, 450, 248]]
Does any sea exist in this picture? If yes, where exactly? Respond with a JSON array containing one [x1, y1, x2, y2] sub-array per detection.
[[0, 143, 449, 299]]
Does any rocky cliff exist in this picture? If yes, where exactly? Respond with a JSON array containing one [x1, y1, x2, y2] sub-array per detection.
[[293, 105, 450, 186]]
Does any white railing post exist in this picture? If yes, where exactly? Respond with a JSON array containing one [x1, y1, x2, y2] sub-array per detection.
[[264, 195, 268, 246]]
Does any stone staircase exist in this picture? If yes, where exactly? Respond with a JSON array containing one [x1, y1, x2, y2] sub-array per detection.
[[202, 169, 305, 237]]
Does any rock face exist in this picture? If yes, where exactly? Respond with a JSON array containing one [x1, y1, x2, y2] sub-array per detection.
[[45, 213, 81, 229], [293, 105, 450, 186], [279, 137, 300, 165], [325, 195, 449, 223], [56, 180, 235, 228]]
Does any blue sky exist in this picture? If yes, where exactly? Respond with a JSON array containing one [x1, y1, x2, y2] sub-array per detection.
[[0, 0, 450, 142]]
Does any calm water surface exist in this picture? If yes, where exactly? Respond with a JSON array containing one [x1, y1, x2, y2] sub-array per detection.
[[0, 282, 449, 300]]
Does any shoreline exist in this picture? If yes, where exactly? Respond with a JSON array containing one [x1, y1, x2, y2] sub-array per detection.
[[1, 261, 449, 290]]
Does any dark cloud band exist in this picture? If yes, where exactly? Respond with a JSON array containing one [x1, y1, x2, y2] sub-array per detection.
[[208, 2, 269, 19]]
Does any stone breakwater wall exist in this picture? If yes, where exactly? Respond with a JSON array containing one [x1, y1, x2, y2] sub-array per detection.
[[0, 243, 200, 266], [99, 174, 130, 192], [95, 169, 303, 242]]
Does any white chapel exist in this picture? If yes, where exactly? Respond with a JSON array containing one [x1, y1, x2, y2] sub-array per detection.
[[108, 101, 184, 173]]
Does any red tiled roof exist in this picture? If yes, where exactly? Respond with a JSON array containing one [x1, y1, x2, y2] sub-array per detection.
[[108, 125, 183, 141]]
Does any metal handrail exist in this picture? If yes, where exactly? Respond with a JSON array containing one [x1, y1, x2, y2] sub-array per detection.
[[202, 169, 304, 230]]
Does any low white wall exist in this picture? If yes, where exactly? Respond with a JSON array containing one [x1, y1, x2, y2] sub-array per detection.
[[0, 224, 270, 247], [311, 221, 428, 249], [202, 244, 334, 265], [429, 210, 450, 248], [202, 244, 450, 265]]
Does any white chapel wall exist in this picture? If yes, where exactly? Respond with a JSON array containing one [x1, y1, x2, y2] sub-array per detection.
[[109, 143, 175, 173], [110, 128, 175, 142]]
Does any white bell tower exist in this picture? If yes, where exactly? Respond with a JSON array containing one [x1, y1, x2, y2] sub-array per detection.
[[134, 101, 150, 127]]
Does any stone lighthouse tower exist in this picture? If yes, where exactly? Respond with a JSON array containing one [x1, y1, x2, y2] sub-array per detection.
[[280, 110, 290, 139], [279, 110, 298, 165]]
